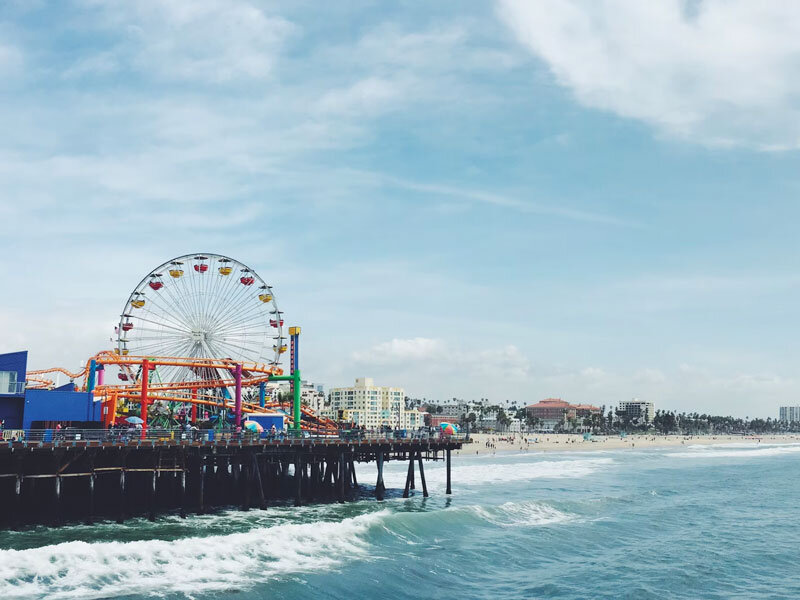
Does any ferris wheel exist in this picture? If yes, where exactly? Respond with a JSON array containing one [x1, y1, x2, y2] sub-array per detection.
[[116, 253, 285, 385]]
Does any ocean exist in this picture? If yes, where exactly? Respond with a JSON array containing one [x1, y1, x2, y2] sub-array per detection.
[[2, 442, 800, 599]]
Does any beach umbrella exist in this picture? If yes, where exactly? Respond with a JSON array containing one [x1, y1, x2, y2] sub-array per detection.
[[125, 416, 143, 424], [244, 420, 263, 433], [442, 423, 458, 435], [439, 422, 451, 430]]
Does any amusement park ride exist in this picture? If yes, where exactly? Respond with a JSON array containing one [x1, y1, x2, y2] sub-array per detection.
[[24, 253, 337, 436]]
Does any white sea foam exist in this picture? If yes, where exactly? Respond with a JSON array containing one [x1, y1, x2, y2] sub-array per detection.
[[469, 501, 574, 528], [669, 444, 800, 459], [381, 457, 613, 490], [686, 442, 800, 450], [0, 510, 388, 600]]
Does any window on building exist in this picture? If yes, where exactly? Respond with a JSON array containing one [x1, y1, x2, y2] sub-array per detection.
[[0, 370, 18, 394]]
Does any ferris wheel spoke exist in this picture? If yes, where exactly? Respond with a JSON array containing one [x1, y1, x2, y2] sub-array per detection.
[[187, 261, 210, 331], [130, 335, 191, 343], [128, 315, 190, 335], [213, 302, 269, 333], [210, 337, 265, 358], [196, 256, 226, 331], [205, 338, 234, 360], [152, 286, 200, 331], [200, 256, 233, 331], [129, 329, 191, 341], [206, 265, 259, 331], [213, 323, 268, 342], [203, 277, 251, 334], [206, 258, 249, 323], [138, 290, 195, 332], [128, 331, 190, 349], [138, 286, 193, 329], [131, 305, 190, 337], [175, 257, 203, 332], [211, 281, 264, 330], [133, 338, 190, 355], [213, 308, 271, 336], [160, 275, 201, 332]]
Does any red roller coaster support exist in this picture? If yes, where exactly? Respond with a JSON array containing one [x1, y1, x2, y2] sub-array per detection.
[[191, 389, 198, 424], [141, 359, 150, 439], [234, 363, 243, 428]]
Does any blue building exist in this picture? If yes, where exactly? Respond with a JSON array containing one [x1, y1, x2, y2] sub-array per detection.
[[0, 351, 27, 428], [0, 351, 102, 431]]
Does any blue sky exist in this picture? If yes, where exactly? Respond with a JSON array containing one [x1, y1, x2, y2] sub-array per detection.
[[2, 0, 800, 416]]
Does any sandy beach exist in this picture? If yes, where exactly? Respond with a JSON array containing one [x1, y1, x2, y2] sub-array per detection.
[[457, 432, 800, 456]]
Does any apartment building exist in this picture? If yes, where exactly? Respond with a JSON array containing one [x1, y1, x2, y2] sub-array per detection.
[[326, 377, 424, 429]]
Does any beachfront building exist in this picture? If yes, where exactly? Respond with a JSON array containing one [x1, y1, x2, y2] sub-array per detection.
[[617, 399, 655, 424], [526, 398, 575, 430], [779, 406, 800, 423], [573, 404, 602, 418], [525, 399, 603, 431], [326, 378, 424, 429]]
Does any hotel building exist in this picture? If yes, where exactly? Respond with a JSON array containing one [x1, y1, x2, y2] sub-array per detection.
[[326, 378, 425, 430]]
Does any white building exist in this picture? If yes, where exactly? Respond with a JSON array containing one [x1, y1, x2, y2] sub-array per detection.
[[617, 399, 655, 424], [326, 377, 424, 429], [274, 380, 326, 414], [779, 406, 800, 422]]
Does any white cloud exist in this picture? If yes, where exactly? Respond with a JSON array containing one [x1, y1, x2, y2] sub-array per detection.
[[74, 0, 294, 82], [353, 337, 447, 364], [497, 0, 800, 149], [315, 77, 405, 117], [352, 337, 531, 382]]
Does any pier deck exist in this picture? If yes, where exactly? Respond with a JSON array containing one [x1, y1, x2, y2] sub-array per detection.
[[0, 430, 464, 528]]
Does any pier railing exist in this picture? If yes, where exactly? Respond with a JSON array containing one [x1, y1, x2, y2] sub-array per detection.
[[0, 427, 469, 446]]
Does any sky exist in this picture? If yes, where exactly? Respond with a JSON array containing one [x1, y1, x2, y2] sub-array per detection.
[[1, 0, 800, 417]]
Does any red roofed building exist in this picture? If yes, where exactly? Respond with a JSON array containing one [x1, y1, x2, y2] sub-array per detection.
[[573, 404, 602, 418], [526, 398, 574, 430], [526, 399, 602, 431]]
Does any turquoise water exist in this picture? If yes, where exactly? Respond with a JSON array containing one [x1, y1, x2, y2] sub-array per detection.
[[2, 442, 800, 599]]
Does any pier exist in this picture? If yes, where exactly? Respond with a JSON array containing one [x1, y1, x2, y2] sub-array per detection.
[[0, 430, 463, 528]]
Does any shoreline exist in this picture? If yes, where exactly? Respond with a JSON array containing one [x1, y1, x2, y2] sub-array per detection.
[[456, 432, 800, 456]]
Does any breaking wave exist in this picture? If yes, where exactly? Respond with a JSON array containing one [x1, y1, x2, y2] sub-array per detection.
[[0, 495, 577, 600], [466, 501, 574, 528], [0, 510, 386, 600], [669, 444, 800, 459]]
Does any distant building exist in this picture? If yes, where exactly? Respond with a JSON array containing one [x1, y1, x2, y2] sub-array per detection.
[[276, 379, 325, 414], [526, 398, 575, 430], [573, 404, 603, 418], [617, 399, 655, 424], [326, 378, 424, 429], [436, 400, 469, 419], [779, 406, 800, 422], [525, 399, 602, 431]]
